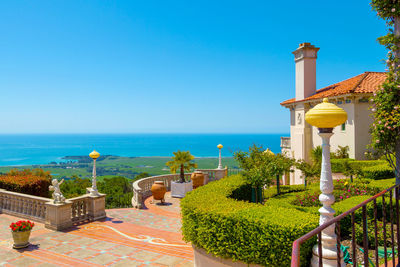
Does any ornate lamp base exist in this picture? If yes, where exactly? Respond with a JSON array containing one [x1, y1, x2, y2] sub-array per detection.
[[310, 242, 345, 267]]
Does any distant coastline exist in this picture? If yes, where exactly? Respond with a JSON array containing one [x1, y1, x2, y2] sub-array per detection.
[[0, 133, 286, 166]]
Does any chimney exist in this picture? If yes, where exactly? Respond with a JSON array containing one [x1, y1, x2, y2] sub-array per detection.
[[292, 43, 319, 101]]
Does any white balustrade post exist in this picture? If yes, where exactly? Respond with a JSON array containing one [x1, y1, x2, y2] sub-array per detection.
[[311, 129, 344, 267], [217, 144, 223, 169], [90, 159, 99, 196]]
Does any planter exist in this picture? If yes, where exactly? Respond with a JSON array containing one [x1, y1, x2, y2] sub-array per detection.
[[151, 181, 167, 203], [12, 230, 31, 249], [171, 180, 192, 198], [191, 171, 205, 189]]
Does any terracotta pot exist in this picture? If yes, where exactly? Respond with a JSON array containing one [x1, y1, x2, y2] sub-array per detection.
[[191, 171, 205, 189], [12, 230, 31, 249], [151, 181, 167, 201]]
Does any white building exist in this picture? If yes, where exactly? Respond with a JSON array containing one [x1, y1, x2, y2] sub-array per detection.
[[280, 43, 386, 185]]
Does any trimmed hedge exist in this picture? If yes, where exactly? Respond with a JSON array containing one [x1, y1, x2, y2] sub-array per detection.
[[181, 175, 319, 266], [182, 175, 397, 266], [331, 159, 394, 180], [0, 169, 51, 197]]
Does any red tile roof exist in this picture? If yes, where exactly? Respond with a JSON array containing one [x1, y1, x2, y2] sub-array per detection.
[[280, 72, 386, 106]]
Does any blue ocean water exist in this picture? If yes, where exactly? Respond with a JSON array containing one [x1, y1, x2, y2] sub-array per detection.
[[0, 134, 288, 166]]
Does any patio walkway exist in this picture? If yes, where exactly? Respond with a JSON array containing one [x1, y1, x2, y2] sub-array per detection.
[[0, 193, 193, 267]]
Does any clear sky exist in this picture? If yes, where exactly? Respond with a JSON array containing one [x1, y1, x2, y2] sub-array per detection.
[[0, 0, 387, 134]]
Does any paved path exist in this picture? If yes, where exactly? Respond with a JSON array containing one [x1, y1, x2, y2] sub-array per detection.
[[0, 193, 193, 267]]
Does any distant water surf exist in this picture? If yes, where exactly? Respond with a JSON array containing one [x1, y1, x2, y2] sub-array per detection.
[[0, 133, 287, 166]]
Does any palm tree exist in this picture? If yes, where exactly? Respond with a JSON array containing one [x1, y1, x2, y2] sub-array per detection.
[[166, 151, 198, 183]]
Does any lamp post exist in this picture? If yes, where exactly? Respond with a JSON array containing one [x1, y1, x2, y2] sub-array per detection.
[[217, 144, 223, 169], [89, 150, 100, 196], [305, 98, 347, 267]]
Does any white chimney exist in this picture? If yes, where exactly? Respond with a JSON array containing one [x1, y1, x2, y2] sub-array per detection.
[[292, 43, 319, 101]]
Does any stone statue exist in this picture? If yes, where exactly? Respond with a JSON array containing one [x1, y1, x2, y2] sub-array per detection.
[[49, 179, 65, 204]]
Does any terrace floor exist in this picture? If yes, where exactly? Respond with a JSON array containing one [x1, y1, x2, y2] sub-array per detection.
[[0, 193, 193, 267]]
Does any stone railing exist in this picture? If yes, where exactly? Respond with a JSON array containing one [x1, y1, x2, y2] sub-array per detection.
[[131, 168, 227, 209], [132, 173, 191, 209], [0, 189, 49, 223], [69, 195, 90, 223], [0, 188, 106, 231], [281, 136, 291, 149]]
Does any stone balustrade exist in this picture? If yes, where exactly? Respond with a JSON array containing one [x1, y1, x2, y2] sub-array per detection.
[[69, 195, 90, 223], [0, 188, 106, 231], [0, 189, 49, 223], [131, 168, 227, 209]]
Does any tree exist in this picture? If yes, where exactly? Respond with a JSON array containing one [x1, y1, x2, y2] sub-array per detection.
[[370, 1, 400, 183], [234, 145, 294, 201], [295, 159, 320, 187], [335, 145, 350, 159], [166, 151, 198, 183]]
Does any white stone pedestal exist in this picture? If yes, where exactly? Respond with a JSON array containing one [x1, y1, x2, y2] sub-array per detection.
[[171, 181, 192, 198]]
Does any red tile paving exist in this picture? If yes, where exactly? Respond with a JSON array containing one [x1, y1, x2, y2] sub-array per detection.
[[0, 192, 193, 267]]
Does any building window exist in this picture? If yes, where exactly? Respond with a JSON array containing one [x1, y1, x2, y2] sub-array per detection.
[[345, 99, 351, 104], [337, 100, 343, 104], [341, 123, 346, 131], [359, 98, 369, 103]]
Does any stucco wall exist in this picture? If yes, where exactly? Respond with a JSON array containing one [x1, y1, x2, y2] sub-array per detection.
[[311, 101, 356, 158], [354, 101, 373, 159]]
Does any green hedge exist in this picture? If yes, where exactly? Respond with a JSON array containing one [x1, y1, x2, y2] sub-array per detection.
[[181, 175, 319, 266], [182, 175, 397, 266], [330, 159, 394, 180], [361, 164, 394, 180]]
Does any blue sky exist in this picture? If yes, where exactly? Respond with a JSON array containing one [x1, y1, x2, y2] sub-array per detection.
[[0, 1, 387, 134]]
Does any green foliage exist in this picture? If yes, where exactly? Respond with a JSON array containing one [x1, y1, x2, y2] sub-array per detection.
[[98, 176, 133, 208], [61, 176, 133, 208], [369, 0, 400, 179], [264, 184, 307, 199], [295, 159, 320, 186], [181, 175, 319, 266], [355, 219, 393, 249], [334, 145, 350, 159], [234, 145, 294, 190], [361, 164, 395, 180], [166, 151, 198, 183], [311, 146, 322, 165], [134, 172, 150, 180]]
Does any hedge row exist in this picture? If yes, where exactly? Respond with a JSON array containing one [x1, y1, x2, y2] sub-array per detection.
[[181, 175, 319, 266], [330, 159, 394, 180], [0, 169, 51, 197], [182, 174, 397, 266]]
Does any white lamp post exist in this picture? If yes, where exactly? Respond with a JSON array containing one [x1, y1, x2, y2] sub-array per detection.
[[89, 150, 100, 196], [305, 98, 347, 267], [217, 144, 223, 169]]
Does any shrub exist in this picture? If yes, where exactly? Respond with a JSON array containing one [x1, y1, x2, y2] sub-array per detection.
[[0, 169, 51, 197], [361, 164, 394, 180], [355, 220, 393, 249], [181, 175, 319, 266]]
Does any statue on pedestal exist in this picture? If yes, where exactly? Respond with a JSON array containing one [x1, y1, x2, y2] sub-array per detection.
[[49, 179, 65, 204]]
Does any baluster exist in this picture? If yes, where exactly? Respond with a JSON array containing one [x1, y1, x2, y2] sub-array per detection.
[[83, 199, 87, 218], [18, 198, 23, 213], [36, 202, 41, 217], [72, 202, 77, 219], [41, 203, 46, 219], [33, 200, 37, 216]]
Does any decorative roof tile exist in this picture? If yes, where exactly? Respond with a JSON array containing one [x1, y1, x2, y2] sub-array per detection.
[[280, 72, 386, 106]]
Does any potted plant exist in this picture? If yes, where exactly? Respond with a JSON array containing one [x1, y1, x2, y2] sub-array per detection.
[[166, 150, 198, 198], [9, 220, 35, 249]]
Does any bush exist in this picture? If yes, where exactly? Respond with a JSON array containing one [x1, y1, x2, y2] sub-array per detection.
[[361, 164, 394, 180], [181, 175, 319, 266], [0, 169, 51, 197], [355, 220, 394, 249]]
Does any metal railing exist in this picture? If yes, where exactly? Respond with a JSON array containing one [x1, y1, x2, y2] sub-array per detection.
[[291, 184, 400, 266]]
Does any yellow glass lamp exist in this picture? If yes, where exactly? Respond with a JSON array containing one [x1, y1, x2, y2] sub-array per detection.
[[305, 98, 347, 128], [217, 144, 223, 149], [89, 150, 100, 160]]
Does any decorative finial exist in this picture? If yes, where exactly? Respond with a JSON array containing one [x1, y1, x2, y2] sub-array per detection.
[[89, 150, 100, 160]]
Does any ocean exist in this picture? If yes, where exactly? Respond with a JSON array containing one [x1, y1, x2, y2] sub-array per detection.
[[0, 133, 288, 166]]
